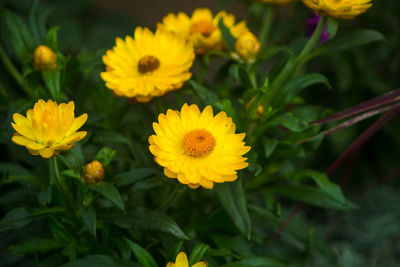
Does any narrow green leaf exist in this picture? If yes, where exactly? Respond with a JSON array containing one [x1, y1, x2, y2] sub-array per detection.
[[313, 29, 385, 57], [95, 147, 117, 167], [166, 241, 184, 262], [42, 68, 61, 100], [224, 256, 285, 267], [216, 179, 251, 239], [9, 238, 64, 256], [275, 73, 331, 106], [218, 18, 236, 51], [61, 255, 135, 267], [189, 80, 219, 105], [89, 183, 125, 210], [94, 130, 133, 145], [45, 26, 60, 50], [262, 137, 279, 158], [129, 177, 163, 193], [114, 168, 155, 186], [0, 207, 32, 232], [79, 206, 96, 237], [264, 185, 357, 209], [102, 206, 189, 240], [37, 185, 52, 206], [268, 112, 309, 132], [189, 244, 209, 265], [124, 238, 157, 267], [326, 17, 338, 39]]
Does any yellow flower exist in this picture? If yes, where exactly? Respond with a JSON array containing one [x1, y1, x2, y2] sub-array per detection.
[[11, 99, 87, 159], [167, 252, 206, 267], [33, 45, 58, 71], [302, 0, 372, 19], [158, 8, 248, 54], [235, 31, 261, 61], [149, 104, 250, 189], [83, 160, 105, 184], [257, 0, 296, 4], [101, 27, 194, 102]]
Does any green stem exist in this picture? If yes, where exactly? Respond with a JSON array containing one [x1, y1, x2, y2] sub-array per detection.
[[31, 206, 66, 217], [264, 17, 326, 107], [50, 156, 72, 210], [259, 6, 274, 46], [0, 43, 34, 98]]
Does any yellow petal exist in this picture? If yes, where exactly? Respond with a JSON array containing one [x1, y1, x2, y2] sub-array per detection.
[[25, 141, 46, 151], [12, 135, 31, 146], [192, 262, 207, 267], [38, 147, 55, 158], [11, 123, 35, 140], [65, 114, 87, 136], [62, 131, 87, 144], [175, 252, 189, 267], [167, 263, 175, 267], [13, 113, 30, 127]]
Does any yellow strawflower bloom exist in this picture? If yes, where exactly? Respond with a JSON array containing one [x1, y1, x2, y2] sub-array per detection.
[[235, 31, 261, 61], [33, 45, 58, 71], [101, 27, 194, 102], [83, 160, 105, 184], [11, 99, 87, 159], [258, 0, 296, 4], [159, 8, 248, 54], [302, 0, 372, 19], [167, 252, 206, 267], [149, 104, 250, 189]]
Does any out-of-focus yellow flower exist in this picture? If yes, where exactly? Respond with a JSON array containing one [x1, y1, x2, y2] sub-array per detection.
[[11, 99, 87, 159], [302, 0, 372, 19], [33, 45, 58, 71], [83, 160, 105, 184], [159, 8, 247, 54], [167, 252, 206, 267], [258, 0, 296, 4], [101, 27, 194, 102], [235, 31, 261, 61], [149, 104, 250, 189]]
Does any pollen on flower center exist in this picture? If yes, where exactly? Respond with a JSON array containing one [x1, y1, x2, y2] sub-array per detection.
[[190, 20, 217, 37], [183, 129, 216, 157], [138, 55, 160, 74]]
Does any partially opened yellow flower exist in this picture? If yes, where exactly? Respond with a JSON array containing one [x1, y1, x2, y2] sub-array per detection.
[[302, 0, 372, 19], [258, 0, 296, 4], [167, 252, 206, 267], [159, 8, 247, 54], [235, 31, 261, 61], [33, 45, 57, 71], [149, 104, 250, 189], [11, 99, 87, 159], [101, 27, 194, 102]]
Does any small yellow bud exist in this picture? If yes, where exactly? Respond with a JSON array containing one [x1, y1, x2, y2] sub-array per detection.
[[33, 45, 57, 71], [83, 160, 105, 184], [235, 31, 261, 61]]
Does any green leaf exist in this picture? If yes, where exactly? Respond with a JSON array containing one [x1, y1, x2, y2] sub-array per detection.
[[124, 238, 157, 267], [312, 29, 385, 57], [224, 256, 285, 267], [95, 147, 117, 167], [218, 18, 236, 51], [37, 186, 52, 206], [262, 137, 279, 158], [129, 177, 163, 193], [114, 168, 155, 186], [79, 206, 96, 237], [9, 238, 64, 256], [214, 99, 239, 124], [94, 130, 133, 146], [2, 8, 35, 62], [42, 68, 61, 100], [89, 183, 125, 210], [0, 162, 42, 188], [59, 144, 84, 172], [166, 241, 184, 262], [61, 255, 137, 267], [275, 73, 331, 107], [102, 206, 189, 240], [326, 17, 338, 39], [284, 170, 346, 204], [189, 244, 209, 265], [0, 207, 32, 232], [189, 80, 219, 105], [216, 179, 251, 239], [263, 185, 357, 209], [268, 112, 309, 132], [45, 26, 60, 50]]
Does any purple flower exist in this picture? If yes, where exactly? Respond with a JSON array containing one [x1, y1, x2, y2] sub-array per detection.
[[305, 11, 329, 43]]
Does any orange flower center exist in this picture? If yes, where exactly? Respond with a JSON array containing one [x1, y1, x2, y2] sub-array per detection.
[[183, 129, 216, 158], [190, 20, 217, 37], [138, 55, 160, 74]]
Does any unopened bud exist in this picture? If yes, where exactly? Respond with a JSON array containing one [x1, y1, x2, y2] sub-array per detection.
[[33, 45, 57, 71], [83, 160, 105, 184], [235, 31, 261, 61]]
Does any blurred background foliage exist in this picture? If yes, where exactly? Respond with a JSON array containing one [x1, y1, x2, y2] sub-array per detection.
[[0, 0, 399, 266]]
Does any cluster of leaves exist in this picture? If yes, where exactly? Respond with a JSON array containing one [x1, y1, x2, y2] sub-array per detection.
[[0, 0, 394, 266]]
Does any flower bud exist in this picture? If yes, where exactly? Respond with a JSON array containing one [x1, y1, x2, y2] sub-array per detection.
[[83, 160, 105, 184], [246, 96, 265, 119], [235, 31, 261, 61], [33, 45, 57, 71]]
